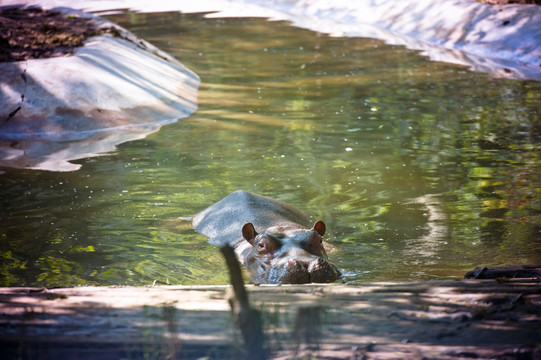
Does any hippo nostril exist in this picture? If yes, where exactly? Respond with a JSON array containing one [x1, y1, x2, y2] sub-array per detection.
[[308, 257, 325, 271], [288, 259, 297, 266], [307, 257, 341, 283]]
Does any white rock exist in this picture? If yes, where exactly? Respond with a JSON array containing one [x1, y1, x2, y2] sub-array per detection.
[[0, 7, 199, 171]]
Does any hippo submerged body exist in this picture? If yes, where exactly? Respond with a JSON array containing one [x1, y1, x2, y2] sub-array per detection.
[[192, 190, 341, 284]]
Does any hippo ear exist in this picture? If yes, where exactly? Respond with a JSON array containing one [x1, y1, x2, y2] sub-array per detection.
[[242, 223, 258, 245], [313, 220, 326, 236]]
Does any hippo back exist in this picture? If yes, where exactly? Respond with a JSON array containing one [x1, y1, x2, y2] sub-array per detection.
[[192, 190, 311, 246]]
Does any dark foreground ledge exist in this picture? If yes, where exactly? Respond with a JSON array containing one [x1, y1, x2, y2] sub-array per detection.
[[1, 278, 540, 359]]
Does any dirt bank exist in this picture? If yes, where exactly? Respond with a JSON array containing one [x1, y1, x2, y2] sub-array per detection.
[[0, 6, 112, 62]]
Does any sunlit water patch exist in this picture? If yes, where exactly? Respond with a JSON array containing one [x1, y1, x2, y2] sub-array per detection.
[[0, 11, 539, 286]]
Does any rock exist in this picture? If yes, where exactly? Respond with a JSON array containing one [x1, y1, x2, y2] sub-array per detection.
[[465, 265, 541, 279], [0, 6, 199, 171]]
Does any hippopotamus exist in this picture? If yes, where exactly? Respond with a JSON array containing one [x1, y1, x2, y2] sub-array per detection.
[[192, 190, 341, 284]]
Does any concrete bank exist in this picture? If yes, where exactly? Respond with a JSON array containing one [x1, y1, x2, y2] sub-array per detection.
[[4, 0, 539, 81], [1, 279, 540, 359]]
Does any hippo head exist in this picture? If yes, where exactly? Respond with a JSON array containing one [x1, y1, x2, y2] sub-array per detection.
[[240, 220, 341, 284]]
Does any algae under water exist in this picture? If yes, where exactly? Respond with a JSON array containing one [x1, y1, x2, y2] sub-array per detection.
[[0, 11, 539, 286]]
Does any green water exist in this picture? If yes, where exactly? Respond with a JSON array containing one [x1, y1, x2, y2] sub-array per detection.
[[0, 11, 539, 287]]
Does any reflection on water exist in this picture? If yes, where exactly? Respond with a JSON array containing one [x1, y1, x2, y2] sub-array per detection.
[[0, 12, 539, 286]]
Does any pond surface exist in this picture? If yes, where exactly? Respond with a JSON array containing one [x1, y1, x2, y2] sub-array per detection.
[[1, 11, 540, 287]]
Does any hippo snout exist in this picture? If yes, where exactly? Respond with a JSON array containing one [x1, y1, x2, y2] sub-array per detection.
[[307, 257, 341, 283], [268, 257, 341, 284]]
